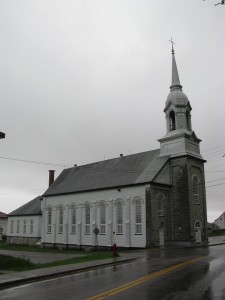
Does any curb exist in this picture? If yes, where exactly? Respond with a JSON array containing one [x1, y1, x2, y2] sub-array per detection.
[[0, 258, 136, 291]]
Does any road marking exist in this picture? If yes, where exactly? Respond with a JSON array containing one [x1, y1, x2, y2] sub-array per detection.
[[86, 256, 203, 300]]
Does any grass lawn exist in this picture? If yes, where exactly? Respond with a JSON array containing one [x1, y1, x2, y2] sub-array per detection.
[[208, 231, 225, 237], [0, 252, 114, 272], [0, 241, 114, 272], [0, 241, 85, 254]]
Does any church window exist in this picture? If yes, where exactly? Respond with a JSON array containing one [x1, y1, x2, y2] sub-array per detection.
[[186, 111, 191, 131], [116, 201, 123, 234], [71, 206, 76, 235], [23, 220, 27, 234], [58, 205, 64, 234], [10, 220, 14, 233], [158, 194, 164, 216], [169, 111, 176, 131], [194, 219, 202, 229], [47, 206, 52, 233], [85, 204, 91, 235], [16, 220, 20, 233], [193, 175, 200, 204], [99, 202, 106, 235], [135, 199, 142, 234], [30, 219, 34, 234]]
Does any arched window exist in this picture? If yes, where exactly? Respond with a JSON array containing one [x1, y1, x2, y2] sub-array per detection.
[[84, 203, 91, 235], [70, 204, 76, 235], [47, 206, 52, 233], [99, 201, 106, 235], [58, 205, 64, 234], [158, 194, 164, 216], [194, 219, 202, 229], [169, 111, 176, 131], [17, 220, 20, 234], [134, 198, 142, 234], [186, 111, 191, 131], [115, 200, 123, 235], [192, 175, 200, 204]]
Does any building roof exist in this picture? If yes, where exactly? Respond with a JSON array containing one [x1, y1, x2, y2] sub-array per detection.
[[214, 212, 225, 222], [8, 196, 42, 216], [0, 212, 7, 218], [43, 149, 170, 197]]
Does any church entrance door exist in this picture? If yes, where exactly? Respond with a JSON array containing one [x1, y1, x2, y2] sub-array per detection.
[[195, 229, 202, 243], [194, 219, 203, 244]]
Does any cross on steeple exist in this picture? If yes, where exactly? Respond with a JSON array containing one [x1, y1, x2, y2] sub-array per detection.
[[169, 38, 175, 54]]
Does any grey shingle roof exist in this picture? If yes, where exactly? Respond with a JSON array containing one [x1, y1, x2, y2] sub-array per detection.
[[9, 196, 42, 216], [43, 149, 169, 197]]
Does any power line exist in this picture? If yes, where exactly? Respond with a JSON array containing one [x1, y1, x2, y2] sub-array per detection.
[[206, 177, 225, 184], [0, 156, 71, 168], [206, 182, 225, 189], [202, 144, 225, 154]]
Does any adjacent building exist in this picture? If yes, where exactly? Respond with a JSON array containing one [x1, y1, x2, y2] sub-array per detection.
[[7, 196, 42, 245], [0, 212, 8, 239], [214, 212, 225, 230]]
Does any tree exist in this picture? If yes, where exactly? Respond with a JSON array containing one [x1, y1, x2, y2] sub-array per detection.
[[203, 0, 224, 6]]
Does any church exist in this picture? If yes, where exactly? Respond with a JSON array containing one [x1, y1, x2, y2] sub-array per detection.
[[41, 48, 208, 248]]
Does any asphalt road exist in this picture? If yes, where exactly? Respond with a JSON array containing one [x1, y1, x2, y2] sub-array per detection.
[[0, 245, 225, 300]]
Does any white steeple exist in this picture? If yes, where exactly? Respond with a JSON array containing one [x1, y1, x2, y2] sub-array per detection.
[[158, 44, 202, 159]]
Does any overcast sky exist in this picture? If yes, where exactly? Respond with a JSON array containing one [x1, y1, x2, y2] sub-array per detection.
[[0, 0, 224, 222]]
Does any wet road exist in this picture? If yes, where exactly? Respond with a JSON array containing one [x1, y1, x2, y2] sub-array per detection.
[[0, 245, 225, 300]]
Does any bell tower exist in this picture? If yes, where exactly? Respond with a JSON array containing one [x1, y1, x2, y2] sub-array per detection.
[[158, 44, 202, 159], [157, 42, 208, 245]]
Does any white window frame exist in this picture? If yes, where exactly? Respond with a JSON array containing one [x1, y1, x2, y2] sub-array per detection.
[[23, 220, 27, 234], [99, 201, 106, 235], [47, 206, 52, 233], [71, 206, 76, 235], [116, 200, 123, 235], [134, 199, 142, 234], [30, 219, 34, 234], [10, 220, 14, 233], [17, 220, 20, 234], [58, 206, 64, 234], [85, 203, 91, 235], [193, 175, 200, 204]]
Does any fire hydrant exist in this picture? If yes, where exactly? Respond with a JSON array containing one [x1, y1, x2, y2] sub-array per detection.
[[112, 243, 117, 256]]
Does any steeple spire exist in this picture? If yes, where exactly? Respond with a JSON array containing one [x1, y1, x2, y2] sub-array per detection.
[[158, 42, 203, 159], [169, 38, 182, 90]]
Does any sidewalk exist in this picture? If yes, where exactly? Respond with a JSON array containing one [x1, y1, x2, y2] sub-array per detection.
[[0, 236, 225, 290]]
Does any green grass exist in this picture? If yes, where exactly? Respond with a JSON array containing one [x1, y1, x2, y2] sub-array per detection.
[[0, 252, 114, 272], [0, 241, 84, 254], [208, 231, 225, 237]]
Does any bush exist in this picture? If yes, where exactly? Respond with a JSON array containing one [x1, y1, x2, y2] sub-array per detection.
[[1, 234, 7, 241], [0, 254, 35, 271]]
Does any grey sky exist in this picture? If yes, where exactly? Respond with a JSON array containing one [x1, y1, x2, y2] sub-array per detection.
[[0, 0, 224, 222]]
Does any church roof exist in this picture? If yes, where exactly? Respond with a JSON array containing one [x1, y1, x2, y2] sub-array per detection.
[[43, 149, 170, 197], [8, 196, 42, 216]]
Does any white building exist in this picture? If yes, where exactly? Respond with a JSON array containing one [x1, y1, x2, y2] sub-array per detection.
[[0, 212, 8, 239], [40, 49, 208, 249], [7, 196, 42, 245], [214, 212, 225, 230]]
